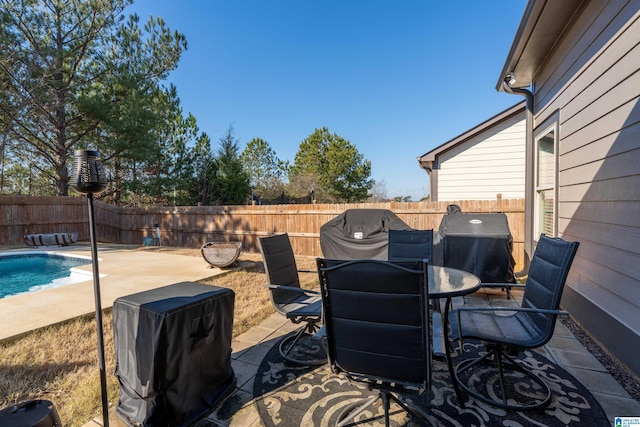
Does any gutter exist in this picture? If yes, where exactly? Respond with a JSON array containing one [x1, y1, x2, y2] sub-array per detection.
[[418, 161, 432, 174], [502, 74, 534, 278]]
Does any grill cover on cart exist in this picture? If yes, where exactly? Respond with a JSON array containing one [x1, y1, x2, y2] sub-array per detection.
[[113, 282, 236, 427], [320, 209, 410, 260], [435, 209, 515, 283]]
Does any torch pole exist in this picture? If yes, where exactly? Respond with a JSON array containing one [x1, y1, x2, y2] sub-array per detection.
[[87, 194, 109, 427]]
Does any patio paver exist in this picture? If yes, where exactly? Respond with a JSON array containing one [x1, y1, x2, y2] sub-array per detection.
[[198, 290, 640, 427], [84, 288, 640, 427]]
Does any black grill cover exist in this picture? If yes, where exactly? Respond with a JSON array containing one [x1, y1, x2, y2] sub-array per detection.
[[320, 209, 410, 260], [113, 282, 236, 427], [435, 211, 516, 283]]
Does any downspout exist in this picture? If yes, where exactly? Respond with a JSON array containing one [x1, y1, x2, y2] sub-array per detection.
[[502, 74, 534, 278], [417, 159, 436, 201]]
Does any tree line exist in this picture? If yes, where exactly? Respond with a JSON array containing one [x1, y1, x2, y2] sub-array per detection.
[[0, 0, 376, 206]]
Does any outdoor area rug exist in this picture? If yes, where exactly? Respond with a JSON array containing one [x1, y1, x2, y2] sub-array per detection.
[[253, 334, 608, 426]]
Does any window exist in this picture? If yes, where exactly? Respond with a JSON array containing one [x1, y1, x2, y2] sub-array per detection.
[[534, 126, 557, 238]]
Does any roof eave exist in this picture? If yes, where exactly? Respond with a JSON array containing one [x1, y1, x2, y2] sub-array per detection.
[[496, 0, 589, 91]]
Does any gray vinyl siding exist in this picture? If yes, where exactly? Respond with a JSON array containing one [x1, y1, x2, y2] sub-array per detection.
[[435, 115, 526, 201], [532, 1, 640, 373]]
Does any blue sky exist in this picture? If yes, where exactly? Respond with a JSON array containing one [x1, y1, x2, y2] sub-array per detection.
[[126, 0, 527, 201]]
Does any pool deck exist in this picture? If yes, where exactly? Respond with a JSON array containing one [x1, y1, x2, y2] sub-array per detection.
[[0, 243, 248, 342]]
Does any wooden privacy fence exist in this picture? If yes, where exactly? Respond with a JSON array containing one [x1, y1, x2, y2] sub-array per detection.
[[0, 195, 122, 245], [0, 196, 525, 269]]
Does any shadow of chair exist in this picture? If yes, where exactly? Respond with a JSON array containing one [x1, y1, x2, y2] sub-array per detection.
[[387, 229, 433, 263], [449, 234, 579, 410], [258, 233, 326, 366], [317, 258, 436, 426]]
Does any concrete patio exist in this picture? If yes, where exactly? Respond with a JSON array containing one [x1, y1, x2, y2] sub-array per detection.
[[87, 289, 640, 427], [195, 291, 640, 427], [0, 244, 249, 341], [0, 244, 635, 426]]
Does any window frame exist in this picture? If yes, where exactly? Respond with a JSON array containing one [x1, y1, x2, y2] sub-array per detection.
[[533, 122, 559, 240]]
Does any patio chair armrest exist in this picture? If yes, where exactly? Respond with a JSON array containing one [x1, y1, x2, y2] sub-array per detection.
[[480, 282, 525, 289], [455, 307, 569, 316], [262, 284, 321, 295]]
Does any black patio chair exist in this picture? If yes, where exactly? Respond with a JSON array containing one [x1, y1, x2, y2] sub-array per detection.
[[449, 234, 579, 410], [258, 233, 326, 366], [317, 258, 436, 427], [387, 229, 433, 263], [387, 228, 448, 352]]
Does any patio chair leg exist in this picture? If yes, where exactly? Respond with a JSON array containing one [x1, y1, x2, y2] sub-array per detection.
[[336, 392, 436, 427], [455, 345, 553, 410], [336, 395, 379, 427], [381, 392, 391, 427], [494, 348, 509, 406], [281, 326, 306, 356], [443, 298, 466, 408], [278, 321, 326, 366]]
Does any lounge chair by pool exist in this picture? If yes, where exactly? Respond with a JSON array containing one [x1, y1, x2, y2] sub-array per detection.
[[23, 232, 78, 247]]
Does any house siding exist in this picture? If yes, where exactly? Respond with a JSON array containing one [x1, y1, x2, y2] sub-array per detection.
[[436, 115, 526, 201], [531, 1, 640, 374]]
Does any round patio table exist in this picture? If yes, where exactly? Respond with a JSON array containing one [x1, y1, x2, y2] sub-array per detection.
[[429, 265, 481, 298], [428, 265, 481, 406]]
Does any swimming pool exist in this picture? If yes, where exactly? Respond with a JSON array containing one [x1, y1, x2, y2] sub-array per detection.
[[0, 252, 92, 298]]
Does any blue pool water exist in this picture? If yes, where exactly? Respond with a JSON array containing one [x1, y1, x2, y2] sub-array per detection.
[[0, 253, 92, 299]]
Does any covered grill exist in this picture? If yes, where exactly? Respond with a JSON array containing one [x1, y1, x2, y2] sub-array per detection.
[[435, 206, 515, 283], [113, 282, 236, 427], [320, 209, 411, 260]]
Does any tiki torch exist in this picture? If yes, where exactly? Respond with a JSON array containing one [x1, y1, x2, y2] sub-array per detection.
[[70, 150, 109, 427]]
